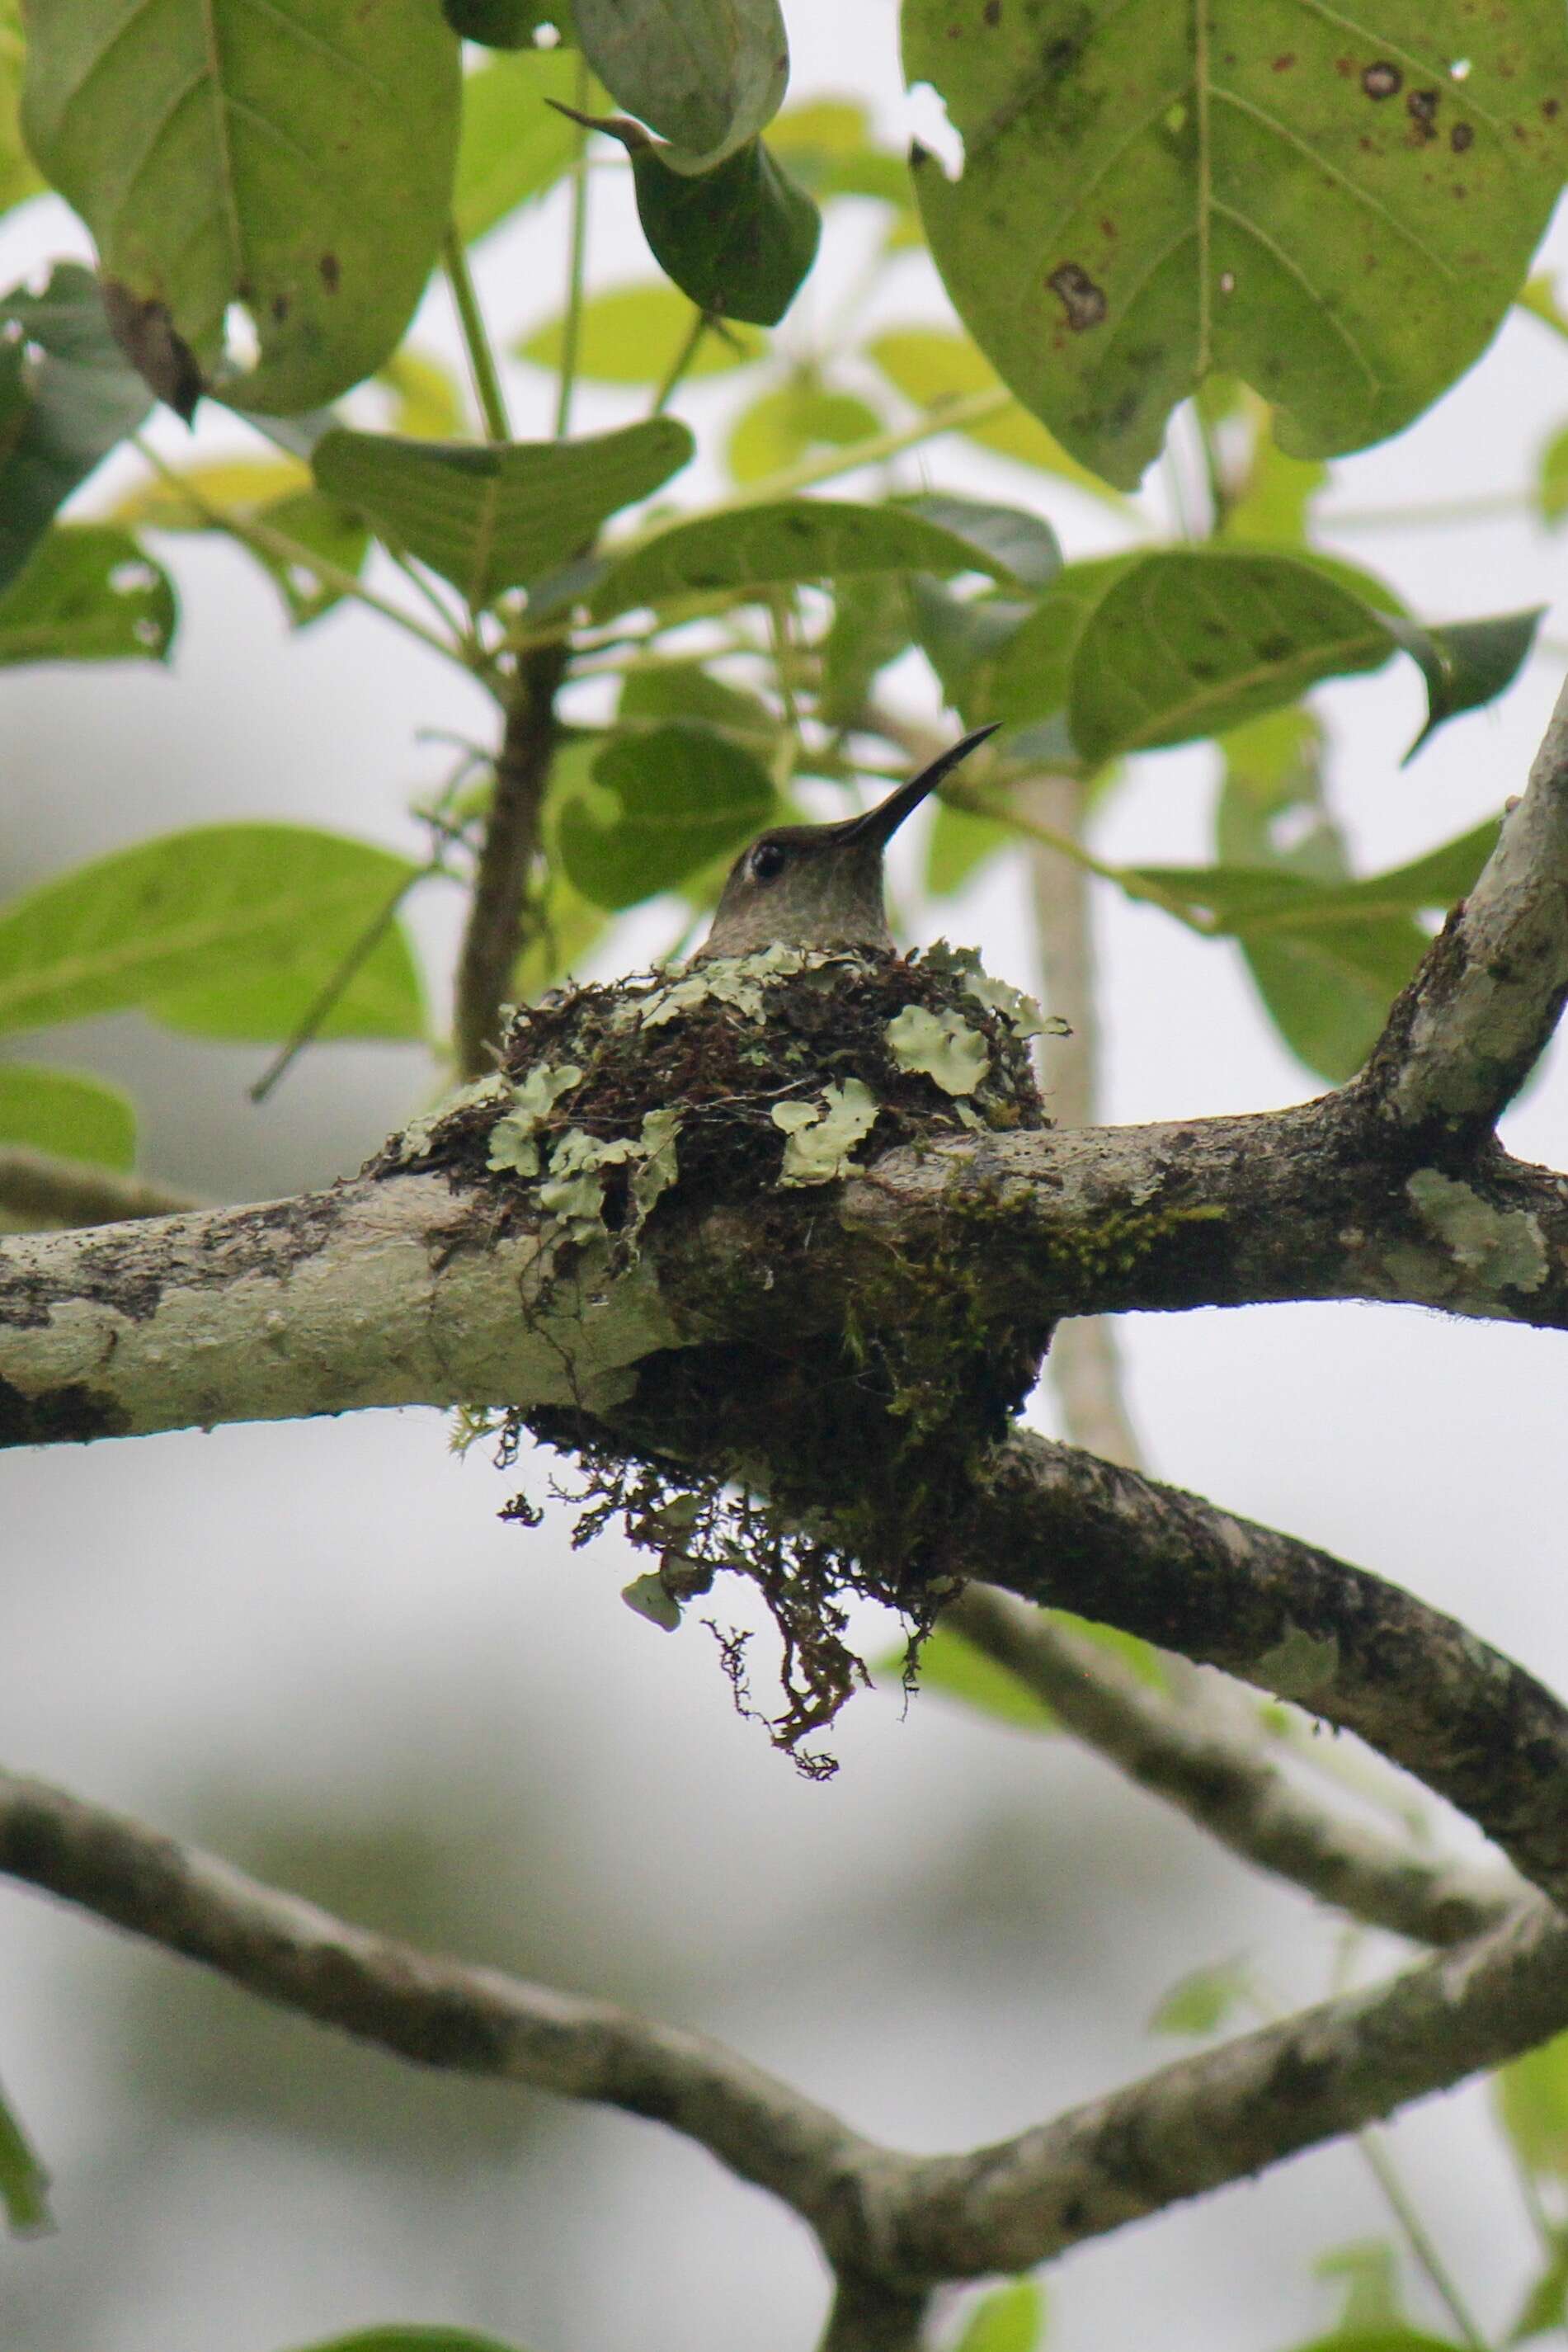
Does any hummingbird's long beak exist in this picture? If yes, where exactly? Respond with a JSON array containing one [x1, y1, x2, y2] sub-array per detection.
[[836, 723, 1001, 850]]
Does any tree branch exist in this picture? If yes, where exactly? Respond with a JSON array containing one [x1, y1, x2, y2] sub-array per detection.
[[1366, 671, 1568, 1139], [2, 1763, 1564, 2297], [452, 641, 570, 1080], [0, 1148, 200, 1231], [949, 1434, 1568, 1911], [945, 1586, 1521, 1947]]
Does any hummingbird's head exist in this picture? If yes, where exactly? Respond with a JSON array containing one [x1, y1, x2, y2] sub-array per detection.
[[694, 724, 1000, 962]]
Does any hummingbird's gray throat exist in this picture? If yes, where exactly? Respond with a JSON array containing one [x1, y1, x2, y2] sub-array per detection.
[[695, 723, 1001, 962]]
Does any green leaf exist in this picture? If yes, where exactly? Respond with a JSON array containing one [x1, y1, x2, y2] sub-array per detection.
[[0, 2071, 50, 2236], [994, 550, 1398, 762], [867, 327, 1124, 502], [0, 263, 153, 591], [519, 281, 765, 383], [454, 47, 596, 243], [816, 575, 912, 728], [442, 0, 566, 47], [1241, 917, 1429, 1083], [618, 658, 776, 750], [910, 578, 1037, 723], [954, 2278, 1046, 2352], [1508, 2232, 1568, 2343], [769, 99, 916, 217], [251, 487, 371, 627], [1221, 412, 1328, 545], [1497, 2030, 1568, 2179], [514, 865, 610, 1001], [1285, 2334, 1465, 2352], [281, 2331, 535, 2352], [0, 827, 427, 1043], [0, 1062, 136, 1167], [1398, 607, 1542, 761], [906, 2, 1568, 488], [573, 0, 787, 169], [0, 0, 42, 213], [591, 495, 1022, 620], [904, 1623, 1058, 1731], [629, 135, 821, 328], [1537, 422, 1568, 527], [1150, 1957, 1254, 2038], [0, 524, 176, 667], [313, 417, 693, 609], [558, 719, 776, 907], [925, 799, 1010, 898], [1317, 2241, 1406, 2336], [897, 492, 1060, 590], [726, 379, 880, 484], [21, 0, 461, 415]]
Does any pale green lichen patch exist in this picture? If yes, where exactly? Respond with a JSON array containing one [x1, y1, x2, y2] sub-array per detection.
[[920, 941, 1057, 1043], [1406, 1169, 1548, 1293], [487, 1063, 585, 1176], [773, 1078, 880, 1185], [886, 1004, 990, 1096], [1254, 1624, 1339, 1701], [537, 1109, 684, 1246], [639, 943, 815, 1030], [393, 1072, 509, 1164]]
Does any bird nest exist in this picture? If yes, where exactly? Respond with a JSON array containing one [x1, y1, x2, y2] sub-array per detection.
[[374, 943, 1057, 1771]]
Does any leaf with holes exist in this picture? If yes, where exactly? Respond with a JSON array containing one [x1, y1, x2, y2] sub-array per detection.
[[591, 495, 1021, 620], [573, 0, 787, 169], [0, 263, 153, 591], [0, 827, 426, 1042], [558, 721, 775, 907], [0, 526, 176, 666], [21, 0, 461, 415], [904, 1, 1568, 487], [0, 1063, 136, 1169], [313, 418, 693, 609], [519, 282, 765, 383]]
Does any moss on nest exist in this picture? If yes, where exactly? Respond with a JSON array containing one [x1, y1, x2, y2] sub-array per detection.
[[377, 943, 1057, 1772]]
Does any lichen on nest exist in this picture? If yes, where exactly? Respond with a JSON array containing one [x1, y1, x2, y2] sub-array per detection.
[[376, 942, 1059, 1772]]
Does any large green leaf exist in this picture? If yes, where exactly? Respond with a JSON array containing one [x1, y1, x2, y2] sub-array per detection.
[[313, 418, 693, 609], [21, 0, 461, 415], [0, 525, 177, 667], [629, 134, 821, 327], [726, 380, 881, 483], [0, 1062, 136, 1167], [0, 2071, 49, 2237], [995, 549, 1400, 762], [867, 327, 1125, 502], [519, 281, 765, 383], [454, 46, 598, 243], [954, 2279, 1046, 2352], [0, 0, 41, 212], [904, 1, 1568, 488], [0, 263, 153, 591], [573, 0, 786, 169], [558, 719, 775, 907], [0, 827, 426, 1042], [591, 495, 1022, 620]]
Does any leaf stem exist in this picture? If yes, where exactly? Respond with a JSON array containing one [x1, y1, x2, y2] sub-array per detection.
[[951, 785, 1213, 928], [129, 437, 463, 667], [723, 387, 1014, 507], [442, 224, 511, 445], [651, 310, 712, 415], [249, 865, 438, 1104], [554, 55, 593, 441], [1357, 2128, 1491, 2351]]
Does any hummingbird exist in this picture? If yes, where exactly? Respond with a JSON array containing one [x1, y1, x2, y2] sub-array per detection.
[[695, 723, 1001, 962]]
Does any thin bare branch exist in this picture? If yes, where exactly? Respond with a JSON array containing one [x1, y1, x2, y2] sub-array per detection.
[[1368, 671, 1568, 1138], [949, 1433, 1568, 1910], [0, 1148, 201, 1230], [946, 1586, 1522, 1947]]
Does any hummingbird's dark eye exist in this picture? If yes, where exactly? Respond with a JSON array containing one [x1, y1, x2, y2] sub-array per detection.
[[748, 841, 789, 884]]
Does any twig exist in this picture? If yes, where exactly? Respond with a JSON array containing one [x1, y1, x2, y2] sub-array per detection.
[[249, 864, 436, 1105], [0, 1149, 201, 1230], [554, 57, 592, 443], [443, 222, 511, 445], [945, 1587, 1519, 1949], [452, 640, 570, 1078]]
